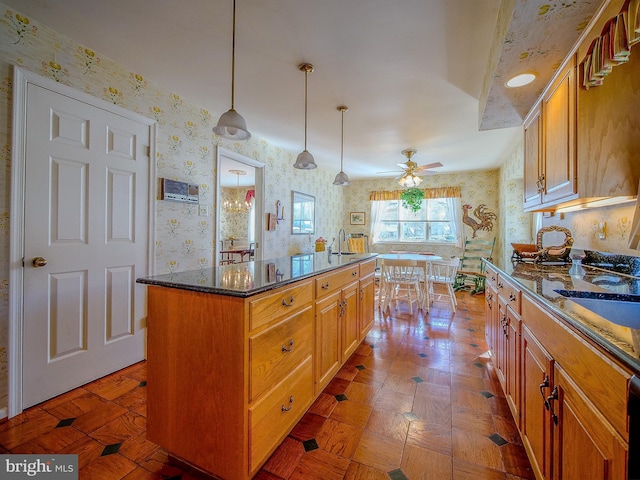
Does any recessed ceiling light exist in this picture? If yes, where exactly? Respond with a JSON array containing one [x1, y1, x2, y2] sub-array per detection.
[[505, 73, 536, 88]]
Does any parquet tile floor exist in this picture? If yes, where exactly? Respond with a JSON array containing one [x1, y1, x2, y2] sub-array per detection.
[[0, 290, 534, 479]]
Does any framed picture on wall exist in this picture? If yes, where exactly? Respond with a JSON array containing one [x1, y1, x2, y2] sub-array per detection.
[[350, 212, 366, 225]]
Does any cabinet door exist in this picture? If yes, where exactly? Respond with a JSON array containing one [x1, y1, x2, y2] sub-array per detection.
[[552, 365, 628, 480], [542, 56, 576, 205], [523, 104, 543, 210], [341, 281, 359, 361], [315, 291, 342, 391], [485, 284, 498, 352], [521, 326, 554, 480], [359, 274, 375, 340], [505, 309, 521, 425], [495, 299, 508, 389]]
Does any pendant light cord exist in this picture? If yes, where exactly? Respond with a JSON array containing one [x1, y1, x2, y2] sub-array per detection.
[[303, 69, 308, 150], [340, 108, 344, 170], [230, 0, 236, 110]]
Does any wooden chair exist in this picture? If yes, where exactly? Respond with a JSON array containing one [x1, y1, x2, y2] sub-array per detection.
[[378, 258, 426, 315], [454, 237, 495, 294], [428, 258, 460, 312]]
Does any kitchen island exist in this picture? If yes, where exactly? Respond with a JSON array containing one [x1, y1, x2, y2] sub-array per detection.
[[484, 258, 639, 480], [137, 253, 377, 480]]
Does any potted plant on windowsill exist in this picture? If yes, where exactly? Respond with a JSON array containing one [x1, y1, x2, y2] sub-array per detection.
[[401, 187, 423, 213]]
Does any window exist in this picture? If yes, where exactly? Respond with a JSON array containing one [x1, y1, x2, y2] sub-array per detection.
[[371, 196, 462, 245]]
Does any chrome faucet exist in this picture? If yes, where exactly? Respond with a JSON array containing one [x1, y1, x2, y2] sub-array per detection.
[[337, 228, 346, 256]]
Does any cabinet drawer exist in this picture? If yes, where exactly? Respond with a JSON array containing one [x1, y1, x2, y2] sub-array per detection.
[[250, 280, 312, 331], [249, 306, 313, 401], [485, 264, 499, 289], [249, 357, 314, 472], [359, 259, 376, 277], [497, 274, 521, 314], [315, 265, 360, 298]]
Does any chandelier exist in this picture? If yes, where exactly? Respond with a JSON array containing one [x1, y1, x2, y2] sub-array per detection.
[[224, 169, 251, 213]]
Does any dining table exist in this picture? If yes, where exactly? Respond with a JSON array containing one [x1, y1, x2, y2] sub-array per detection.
[[376, 252, 442, 312]]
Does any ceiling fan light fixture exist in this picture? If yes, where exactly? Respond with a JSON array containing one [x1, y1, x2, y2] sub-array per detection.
[[333, 106, 350, 186], [397, 148, 423, 187], [294, 63, 317, 170], [213, 0, 251, 141], [505, 72, 536, 88]]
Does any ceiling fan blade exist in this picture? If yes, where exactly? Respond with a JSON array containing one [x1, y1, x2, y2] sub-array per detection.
[[416, 162, 443, 171], [396, 163, 409, 169], [415, 170, 438, 176], [376, 169, 403, 175]]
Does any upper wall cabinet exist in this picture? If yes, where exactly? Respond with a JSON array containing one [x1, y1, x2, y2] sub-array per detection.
[[523, 0, 640, 212], [524, 57, 577, 211]]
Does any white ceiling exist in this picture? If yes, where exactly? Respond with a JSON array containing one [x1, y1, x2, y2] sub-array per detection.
[[7, 0, 592, 183]]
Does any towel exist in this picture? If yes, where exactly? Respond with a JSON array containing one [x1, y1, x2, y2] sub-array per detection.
[[348, 237, 366, 253]]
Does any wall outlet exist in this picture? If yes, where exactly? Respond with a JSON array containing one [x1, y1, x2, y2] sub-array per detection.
[[199, 204, 210, 217]]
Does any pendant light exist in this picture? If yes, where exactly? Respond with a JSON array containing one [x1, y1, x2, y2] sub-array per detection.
[[213, 0, 251, 140], [333, 106, 350, 186], [293, 63, 317, 169]]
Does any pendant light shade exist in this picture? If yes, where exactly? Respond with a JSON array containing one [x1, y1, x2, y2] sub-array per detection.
[[333, 106, 350, 186], [213, 0, 251, 141], [293, 63, 317, 169]]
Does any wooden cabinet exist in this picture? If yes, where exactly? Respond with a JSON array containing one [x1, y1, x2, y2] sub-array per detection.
[[314, 261, 371, 393], [523, 56, 577, 211], [518, 293, 631, 480], [358, 259, 376, 340], [521, 325, 554, 480], [551, 364, 628, 480], [523, 104, 543, 210], [495, 273, 521, 424], [541, 56, 577, 206], [145, 258, 376, 480], [522, 0, 640, 212], [484, 263, 632, 480]]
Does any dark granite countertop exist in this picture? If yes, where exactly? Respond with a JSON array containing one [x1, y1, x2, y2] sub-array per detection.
[[137, 252, 377, 298], [492, 260, 640, 375]]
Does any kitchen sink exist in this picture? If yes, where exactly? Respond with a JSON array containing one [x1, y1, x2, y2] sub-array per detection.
[[555, 289, 640, 329]]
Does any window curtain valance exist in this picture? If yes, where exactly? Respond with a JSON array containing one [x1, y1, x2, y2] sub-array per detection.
[[369, 186, 461, 201]]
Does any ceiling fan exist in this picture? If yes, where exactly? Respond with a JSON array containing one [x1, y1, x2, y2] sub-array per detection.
[[377, 149, 443, 186]]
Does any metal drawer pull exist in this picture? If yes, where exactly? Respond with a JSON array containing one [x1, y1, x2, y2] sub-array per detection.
[[281, 339, 294, 352], [547, 386, 558, 425], [497, 282, 504, 289], [321, 282, 330, 290], [282, 295, 294, 307], [509, 292, 517, 302], [352, 271, 358, 276], [281, 395, 294, 412], [539, 374, 550, 410]]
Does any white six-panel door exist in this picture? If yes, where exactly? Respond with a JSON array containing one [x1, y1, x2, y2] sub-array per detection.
[[19, 80, 151, 408]]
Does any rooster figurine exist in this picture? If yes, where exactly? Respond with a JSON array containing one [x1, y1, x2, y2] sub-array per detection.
[[462, 204, 497, 238]]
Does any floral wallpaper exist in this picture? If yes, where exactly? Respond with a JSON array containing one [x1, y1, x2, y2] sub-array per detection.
[[498, 140, 533, 268], [542, 203, 639, 256], [344, 170, 501, 261], [0, 3, 344, 410]]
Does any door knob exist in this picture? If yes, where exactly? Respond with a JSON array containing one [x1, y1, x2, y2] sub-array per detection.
[[31, 257, 47, 267]]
